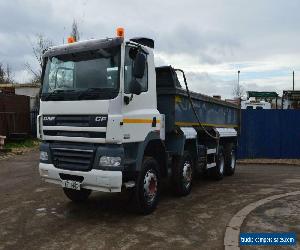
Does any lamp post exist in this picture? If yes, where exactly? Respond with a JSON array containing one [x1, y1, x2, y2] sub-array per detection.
[[237, 70, 240, 97], [237, 70, 241, 127], [293, 70, 295, 91]]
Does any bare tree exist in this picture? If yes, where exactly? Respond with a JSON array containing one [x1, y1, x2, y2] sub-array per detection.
[[232, 83, 245, 98], [5, 64, 13, 84], [70, 19, 80, 41], [0, 63, 5, 84], [25, 34, 53, 84], [0, 62, 14, 84]]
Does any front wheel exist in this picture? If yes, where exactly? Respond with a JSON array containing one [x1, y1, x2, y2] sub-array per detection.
[[132, 157, 160, 215], [63, 188, 91, 203]]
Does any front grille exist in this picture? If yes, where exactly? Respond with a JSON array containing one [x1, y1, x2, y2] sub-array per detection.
[[44, 130, 106, 138], [56, 116, 91, 127], [51, 146, 95, 171], [43, 115, 108, 127]]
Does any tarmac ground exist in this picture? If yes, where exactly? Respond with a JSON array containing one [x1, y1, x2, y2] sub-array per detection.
[[0, 150, 299, 249]]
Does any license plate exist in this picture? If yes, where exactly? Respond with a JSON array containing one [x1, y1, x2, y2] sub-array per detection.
[[62, 180, 81, 190]]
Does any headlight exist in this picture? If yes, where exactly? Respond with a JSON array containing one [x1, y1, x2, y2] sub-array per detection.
[[99, 156, 121, 167], [40, 151, 48, 161]]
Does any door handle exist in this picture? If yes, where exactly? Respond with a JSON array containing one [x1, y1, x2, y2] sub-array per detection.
[[152, 117, 157, 127]]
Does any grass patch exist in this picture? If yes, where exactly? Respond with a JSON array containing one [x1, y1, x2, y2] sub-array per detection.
[[4, 138, 40, 149]]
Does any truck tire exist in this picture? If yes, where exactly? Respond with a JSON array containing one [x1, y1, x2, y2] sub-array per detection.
[[132, 157, 160, 215], [172, 151, 194, 196], [63, 188, 91, 203], [211, 147, 224, 180], [224, 144, 236, 176]]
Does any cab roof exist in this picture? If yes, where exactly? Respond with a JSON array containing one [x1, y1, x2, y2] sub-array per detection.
[[43, 37, 123, 58]]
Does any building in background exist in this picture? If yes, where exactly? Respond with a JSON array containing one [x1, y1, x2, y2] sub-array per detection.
[[0, 93, 31, 138], [0, 83, 40, 111], [282, 90, 300, 109], [15, 84, 40, 111], [225, 98, 240, 106], [0, 84, 15, 95], [241, 98, 271, 109], [246, 91, 279, 109]]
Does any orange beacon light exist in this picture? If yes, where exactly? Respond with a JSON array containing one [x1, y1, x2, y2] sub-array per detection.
[[116, 27, 125, 38], [67, 36, 75, 44]]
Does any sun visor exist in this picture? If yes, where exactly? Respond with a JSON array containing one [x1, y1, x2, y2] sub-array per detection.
[[43, 37, 123, 58]]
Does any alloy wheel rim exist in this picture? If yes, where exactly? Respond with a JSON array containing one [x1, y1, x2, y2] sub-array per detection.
[[143, 170, 158, 204], [219, 155, 225, 174], [231, 151, 236, 169], [182, 160, 192, 189]]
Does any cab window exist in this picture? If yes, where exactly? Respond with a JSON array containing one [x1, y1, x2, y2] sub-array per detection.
[[124, 46, 148, 94]]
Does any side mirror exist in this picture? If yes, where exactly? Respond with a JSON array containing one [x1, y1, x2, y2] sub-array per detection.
[[129, 79, 142, 95], [133, 52, 146, 78]]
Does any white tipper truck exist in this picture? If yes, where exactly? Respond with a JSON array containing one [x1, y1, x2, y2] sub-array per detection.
[[38, 28, 239, 214]]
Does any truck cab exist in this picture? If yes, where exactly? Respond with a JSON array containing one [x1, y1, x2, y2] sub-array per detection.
[[38, 29, 238, 214]]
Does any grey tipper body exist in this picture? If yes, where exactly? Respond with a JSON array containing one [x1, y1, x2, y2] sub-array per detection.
[[38, 34, 239, 214], [156, 66, 239, 133]]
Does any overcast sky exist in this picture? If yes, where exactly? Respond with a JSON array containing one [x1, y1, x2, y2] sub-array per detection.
[[1, 0, 300, 98]]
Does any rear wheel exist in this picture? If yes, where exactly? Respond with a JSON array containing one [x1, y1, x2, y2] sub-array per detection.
[[63, 188, 91, 203], [211, 147, 224, 180], [224, 144, 236, 176], [172, 151, 194, 196], [132, 157, 160, 215]]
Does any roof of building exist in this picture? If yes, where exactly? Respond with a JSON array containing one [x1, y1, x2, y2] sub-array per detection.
[[283, 90, 300, 100], [247, 91, 278, 98], [0, 83, 40, 89]]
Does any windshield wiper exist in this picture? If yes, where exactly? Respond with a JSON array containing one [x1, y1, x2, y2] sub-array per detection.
[[42, 89, 75, 101], [42, 88, 118, 101], [77, 88, 117, 99]]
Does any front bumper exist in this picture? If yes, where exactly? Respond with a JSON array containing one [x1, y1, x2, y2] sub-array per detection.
[[39, 163, 122, 192]]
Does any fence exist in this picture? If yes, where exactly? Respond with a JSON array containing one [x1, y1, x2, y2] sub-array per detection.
[[237, 109, 300, 159], [30, 109, 38, 137], [0, 94, 31, 138]]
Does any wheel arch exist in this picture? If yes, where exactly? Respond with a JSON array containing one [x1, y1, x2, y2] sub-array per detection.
[[135, 131, 168, 178], [184, 139, 198, 161]]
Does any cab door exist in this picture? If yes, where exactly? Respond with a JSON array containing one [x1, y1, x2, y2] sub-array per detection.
[[122, 46, 160, 143]]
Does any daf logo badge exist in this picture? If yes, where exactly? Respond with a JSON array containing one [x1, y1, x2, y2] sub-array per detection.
[[43, 116, 55, 121], [95, 116, 107, 122]]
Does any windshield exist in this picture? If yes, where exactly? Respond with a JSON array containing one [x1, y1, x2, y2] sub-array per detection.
[[41, 45, 120, 101]]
